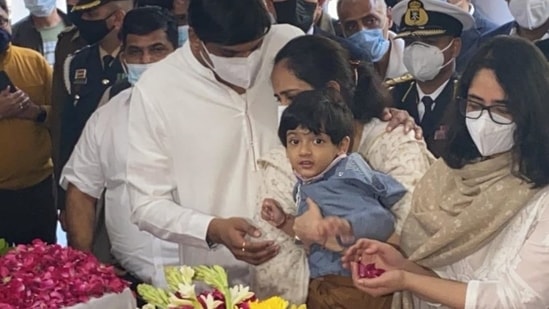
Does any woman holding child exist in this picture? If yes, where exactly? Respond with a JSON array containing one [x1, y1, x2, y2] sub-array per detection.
[[251, 35, 433, 307], [342, 36, 549, 308]]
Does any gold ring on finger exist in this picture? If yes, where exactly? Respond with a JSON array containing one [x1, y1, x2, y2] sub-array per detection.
[[241, 241, 246, 252]]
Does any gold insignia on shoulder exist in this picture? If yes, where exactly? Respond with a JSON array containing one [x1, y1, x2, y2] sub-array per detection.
[[72, 0, 101, 12], [404, 0, 429, 27], [383, 73, 414, 88]]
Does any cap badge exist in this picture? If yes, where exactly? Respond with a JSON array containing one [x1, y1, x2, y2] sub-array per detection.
[[404, 0, 429, 27]]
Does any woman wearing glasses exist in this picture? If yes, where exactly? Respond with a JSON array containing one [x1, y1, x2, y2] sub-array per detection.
[[342, 35, 549, 308]]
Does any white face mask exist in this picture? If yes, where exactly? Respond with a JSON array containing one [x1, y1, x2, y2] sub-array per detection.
[[24, 0, 56, 17], [466, 112, 516, 157], [125, 62, 152, 85], [277, 105, 287, 126], [508, 0, 549, 30], [200, 42, 262, 89], [403, 40, 454, 82]]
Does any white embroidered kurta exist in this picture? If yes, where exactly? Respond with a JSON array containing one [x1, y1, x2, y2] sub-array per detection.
[[60, 90, 180, 285], [411, 188, 549, 309], [126, 24, 304, 284], [253, 117, 433, 302]]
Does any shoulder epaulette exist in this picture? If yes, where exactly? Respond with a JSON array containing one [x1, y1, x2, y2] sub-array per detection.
[[383, 73, 414, 88]]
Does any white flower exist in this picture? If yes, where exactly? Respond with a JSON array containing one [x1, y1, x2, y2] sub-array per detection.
[[230, 284, 255, 305], [168, 292, 194, 308], [200, 293, 224, 309], [179, 266, 196, 284], [175, 283, 196, 299]]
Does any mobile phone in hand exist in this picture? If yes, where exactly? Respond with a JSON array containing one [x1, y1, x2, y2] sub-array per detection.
[[0, 71, 16, 93]]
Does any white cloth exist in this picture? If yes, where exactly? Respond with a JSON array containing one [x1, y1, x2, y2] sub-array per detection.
[[126, 24, 304, 284], [385, 31, 408, 80], [67, 288, 136, 309], [60, 89, 180, 286], [416, 79, 450, 122], [410, 187, 549, 309]]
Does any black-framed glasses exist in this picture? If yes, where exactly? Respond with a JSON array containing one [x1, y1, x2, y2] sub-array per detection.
[[458, 97, 514, 125]]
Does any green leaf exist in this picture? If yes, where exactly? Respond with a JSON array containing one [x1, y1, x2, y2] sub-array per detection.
[[0, 239, 11, 256]]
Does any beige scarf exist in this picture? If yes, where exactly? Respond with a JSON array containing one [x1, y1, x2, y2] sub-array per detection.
[[394, 153, 539, 308]]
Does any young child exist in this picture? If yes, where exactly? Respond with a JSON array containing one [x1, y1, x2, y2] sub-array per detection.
[[261, 89, 406, 281]]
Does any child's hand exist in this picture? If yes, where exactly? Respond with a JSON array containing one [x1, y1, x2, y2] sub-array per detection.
[[261, 198, 287, 228]]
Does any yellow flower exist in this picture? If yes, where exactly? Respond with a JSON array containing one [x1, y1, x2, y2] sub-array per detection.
[[248, 296, 306, 309]]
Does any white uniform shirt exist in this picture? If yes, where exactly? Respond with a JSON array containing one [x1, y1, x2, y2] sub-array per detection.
[[416, 79, 450, 122], [126, 24, 303, 283], [60, 89, 180, 285]]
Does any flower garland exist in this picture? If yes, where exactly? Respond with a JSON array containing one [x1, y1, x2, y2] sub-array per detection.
[[138, 265, 306, 309], [0, 240, 129, 308]]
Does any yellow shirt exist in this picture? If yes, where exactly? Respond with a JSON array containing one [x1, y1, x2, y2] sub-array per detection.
[[0, 45, 53, 190]]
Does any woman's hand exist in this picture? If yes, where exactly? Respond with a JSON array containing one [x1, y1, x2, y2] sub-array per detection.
[[350, 262, 408, 297], [381, 107, 423, 140], [342, 238, 407, 272]]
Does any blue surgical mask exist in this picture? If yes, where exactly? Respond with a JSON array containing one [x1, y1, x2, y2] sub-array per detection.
[[178, 25, 189, 47], [348, 29, 390, 62], [24, 0, 57, 17], [126, 63, 152, 85]]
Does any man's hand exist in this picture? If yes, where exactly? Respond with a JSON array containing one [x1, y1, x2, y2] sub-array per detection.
[[0, 87, 30, 119], [381, 107, 423, 140], [207, 217, 279, 265], [293, 198, 325, 248], [261, 198, 287, 228]]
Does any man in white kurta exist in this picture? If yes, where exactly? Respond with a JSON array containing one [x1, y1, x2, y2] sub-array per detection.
[[126, 7, 303, 282], [60, 6, 181, 286], [61, 89, 180, 285]]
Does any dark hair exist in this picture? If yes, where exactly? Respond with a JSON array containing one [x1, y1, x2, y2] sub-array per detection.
[[443, 35, 549, 188], [119, 6, 178, 49], [274, 35, 390, 124], [0, 0, 7, 13], [278, 89, 354, 147], [188, 0, 271, 45]]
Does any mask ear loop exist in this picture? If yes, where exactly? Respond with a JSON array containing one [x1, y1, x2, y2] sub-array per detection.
[[199, 41, 216, 71], [349, 60, 360, 87], [439, 38, 456, 69]]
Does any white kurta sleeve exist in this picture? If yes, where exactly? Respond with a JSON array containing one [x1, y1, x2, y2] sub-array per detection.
[[126, 85, 214, 249], [59, 111, 105, 199], [465, 202, 549, 309]]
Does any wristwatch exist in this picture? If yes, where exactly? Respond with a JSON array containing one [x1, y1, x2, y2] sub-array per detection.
[[206, 236, 218, 250], [35, 105, 47, 123]]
